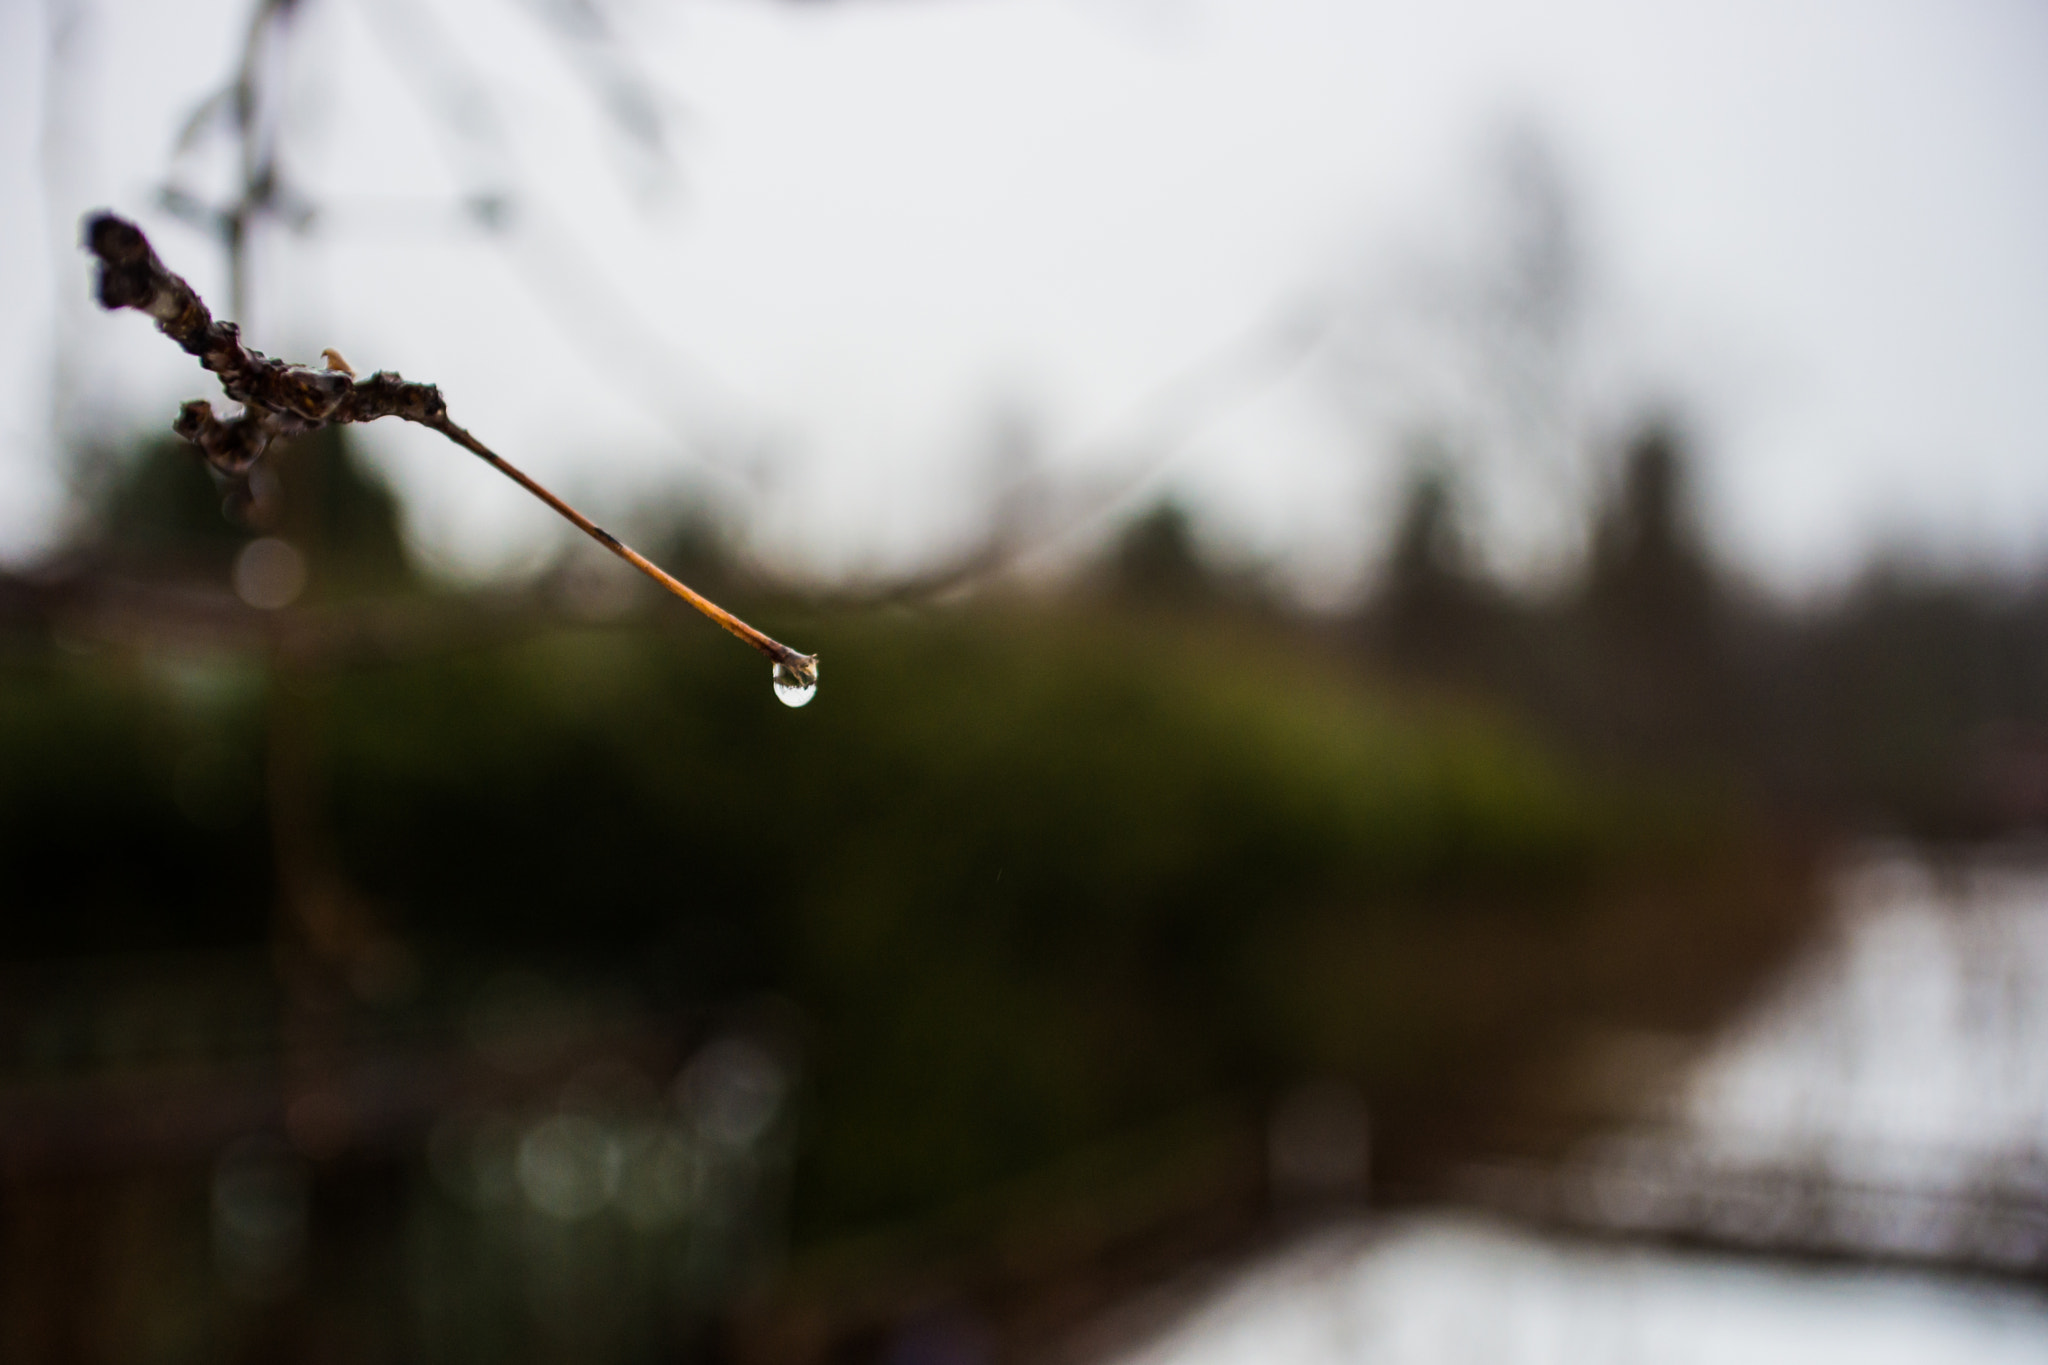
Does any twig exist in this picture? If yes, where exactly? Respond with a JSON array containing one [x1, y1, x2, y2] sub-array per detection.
[[80, 210, 817, 690]]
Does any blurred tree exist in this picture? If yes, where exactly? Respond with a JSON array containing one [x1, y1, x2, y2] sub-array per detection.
[[1324, 122, 1598, 571], [1102, 502, 1220, 609], [88, 434, 249, 580], [1576, 419, 1725, 760], [647, 494, 746, 609], [263, 427, 412, 597], [1368, 441, 1504, 675], [81, 427, 409, 597], [1583, 422, 1714, 642]]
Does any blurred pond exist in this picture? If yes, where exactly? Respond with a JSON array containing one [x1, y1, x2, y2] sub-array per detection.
[[1518, 846, 2048, 1271], [1105, 1215, 2048, 1365], [1102, 846, 2048, 1364]]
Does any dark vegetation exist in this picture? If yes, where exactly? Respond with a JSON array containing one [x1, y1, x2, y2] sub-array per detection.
[[0, 419, 2039, 1362], [1353, 422, 2048, 835]]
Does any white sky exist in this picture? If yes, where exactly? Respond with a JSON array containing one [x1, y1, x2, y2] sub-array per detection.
[[2, 0, 2045, 597]]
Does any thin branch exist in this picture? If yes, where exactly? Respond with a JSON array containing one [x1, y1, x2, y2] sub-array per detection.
[[80, 210, 817, 688]]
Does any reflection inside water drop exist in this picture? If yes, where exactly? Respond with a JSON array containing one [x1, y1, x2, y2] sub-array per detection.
[[772, 659, 817, 708]]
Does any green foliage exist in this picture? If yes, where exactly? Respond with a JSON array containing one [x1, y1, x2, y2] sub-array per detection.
[[0, 648, 271, 956], [270, 426, 414, 594], [89, 435, 249, 578], [80, 426, 411, 595], [0, 608, 1650, 1243]]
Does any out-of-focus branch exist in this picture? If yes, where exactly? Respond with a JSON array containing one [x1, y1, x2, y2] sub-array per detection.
[[81, 211, 817, 688], [816, 302, 1331, 610]]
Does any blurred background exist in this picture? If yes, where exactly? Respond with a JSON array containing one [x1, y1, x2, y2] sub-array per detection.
[[2, 0, 2047, 1361]]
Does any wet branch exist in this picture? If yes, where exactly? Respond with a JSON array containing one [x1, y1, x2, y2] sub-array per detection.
[[81, 210, 817, 688]]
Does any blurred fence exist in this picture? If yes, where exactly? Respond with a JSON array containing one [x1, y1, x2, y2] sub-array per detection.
[[1463, 848, 2048, 1279]]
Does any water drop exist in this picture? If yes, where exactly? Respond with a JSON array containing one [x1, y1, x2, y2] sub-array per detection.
[[772, 659, 817, 708]]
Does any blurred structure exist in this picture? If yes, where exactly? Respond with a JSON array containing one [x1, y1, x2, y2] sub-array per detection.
[[1097, 1210, 2048, 1365], [1473, 850, 2048, 1276]]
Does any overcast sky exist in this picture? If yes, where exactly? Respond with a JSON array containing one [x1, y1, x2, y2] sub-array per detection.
[[3, 0, 2045, 597]]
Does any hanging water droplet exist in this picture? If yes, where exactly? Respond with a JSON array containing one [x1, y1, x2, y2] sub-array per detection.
[[772, 658, 817, 708]]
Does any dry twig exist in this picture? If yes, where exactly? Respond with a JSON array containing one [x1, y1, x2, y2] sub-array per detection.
[[81, 210, 817, 694]]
